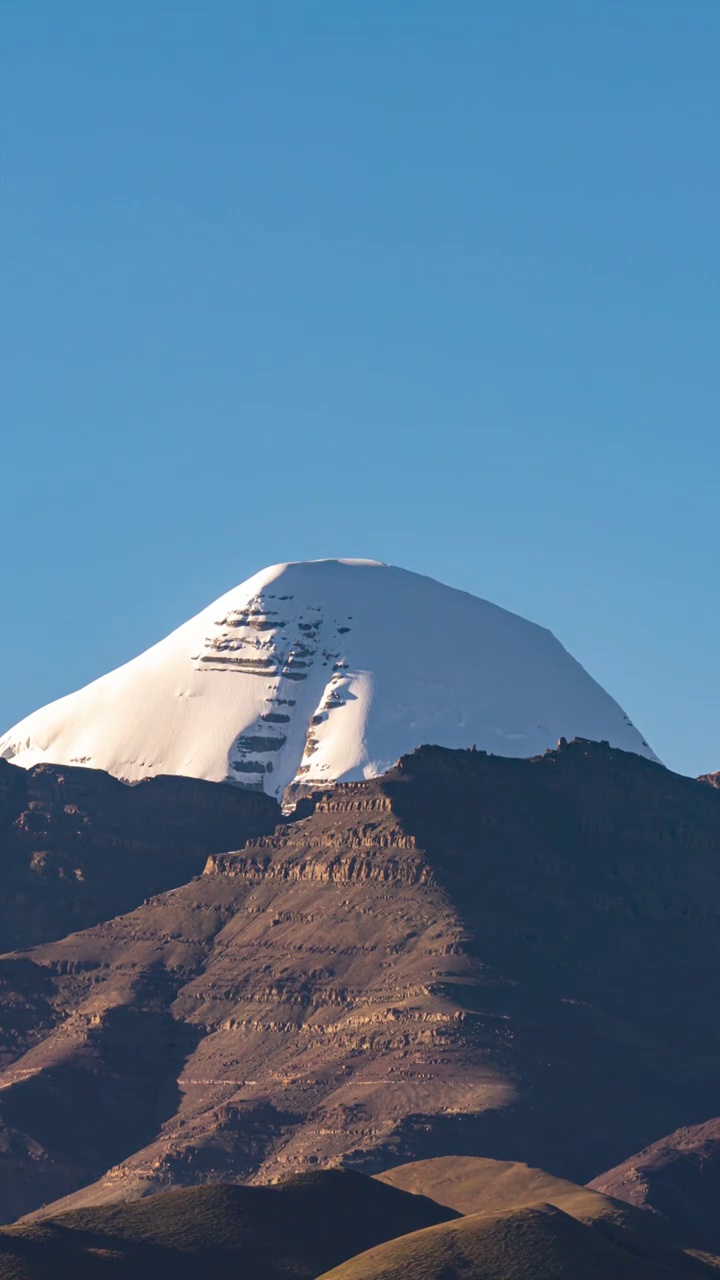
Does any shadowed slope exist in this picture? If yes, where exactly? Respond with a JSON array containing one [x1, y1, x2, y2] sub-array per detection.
[[0, 758, 278, 951], [4, 741, 720, 1219], [316, 1202, 716, 1280], [590, 1117, 720, 1251], [0, 1170, 456, 1280], [376, 1155, 720, 1270]]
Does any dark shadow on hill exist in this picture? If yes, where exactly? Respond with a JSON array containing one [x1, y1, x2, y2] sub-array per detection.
[[0, 1005, 201, 1223]]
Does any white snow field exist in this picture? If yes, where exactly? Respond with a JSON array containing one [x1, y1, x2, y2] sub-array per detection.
[[0, 559, 658, 798]]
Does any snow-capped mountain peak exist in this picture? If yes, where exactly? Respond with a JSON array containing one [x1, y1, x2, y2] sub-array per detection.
[[0, 558, 658, 797]]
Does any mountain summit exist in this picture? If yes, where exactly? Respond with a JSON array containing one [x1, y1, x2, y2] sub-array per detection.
[[0, 559, 656, 797]]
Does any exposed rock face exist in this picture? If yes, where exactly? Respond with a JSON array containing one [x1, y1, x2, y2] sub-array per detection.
[[2, 740, 720, 1223], [589, 1118, 720, 1250], [0, 758, 279, 951]]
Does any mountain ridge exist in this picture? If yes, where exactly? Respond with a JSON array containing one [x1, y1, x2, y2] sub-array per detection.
[[1, 738, 717, 1222], [0, 559, 657, 798], [0, 756, 278, 952]]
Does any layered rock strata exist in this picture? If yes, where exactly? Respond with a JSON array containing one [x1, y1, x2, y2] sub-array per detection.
[[2, 741, 720, 1221], [0, 758, 278, 950]]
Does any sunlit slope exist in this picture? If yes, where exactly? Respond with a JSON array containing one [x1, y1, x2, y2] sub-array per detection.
[[0, 559, 657, 798]]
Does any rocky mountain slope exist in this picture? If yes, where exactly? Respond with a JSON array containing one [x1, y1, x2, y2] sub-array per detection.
[[0, 757, 278, 951], [1, 739, 719, 1223], [590, 1118, 720, 1251], [0, 559, 657, 798]]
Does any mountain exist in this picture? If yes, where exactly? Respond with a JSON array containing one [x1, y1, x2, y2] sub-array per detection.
[[315, 1203, 715, 1280], [2, 739, 719, 1223], [375, 1155, 717, 1263], [7, 1166, 712, 1280], [0, 757, 278, 952], [0, 1170, 456, 1280], [589, 1118, 720, 1251], [377, 1155, 654, 1226], [0, 559, 657, 799], [4, 1161, 714, 1280], [321, 1159, 720, 1280]]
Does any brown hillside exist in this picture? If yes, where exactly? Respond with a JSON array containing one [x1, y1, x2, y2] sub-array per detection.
[[377, 1154, 655, 1227], [0, 758, 278, 951], [316, 1202, 716, 1280], [3, 740, 720, 1220], [0, 1169, 455, 1279], [590, 1117, 720, 1250]]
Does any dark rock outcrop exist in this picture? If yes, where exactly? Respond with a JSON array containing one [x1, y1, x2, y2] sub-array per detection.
[[0, 758, 279, 951]]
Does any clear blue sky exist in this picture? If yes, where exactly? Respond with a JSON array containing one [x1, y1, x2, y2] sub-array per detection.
[[2, 0, 718, 776]]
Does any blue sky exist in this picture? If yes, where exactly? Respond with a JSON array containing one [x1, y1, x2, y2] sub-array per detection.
[[2, 0, 718, 776]]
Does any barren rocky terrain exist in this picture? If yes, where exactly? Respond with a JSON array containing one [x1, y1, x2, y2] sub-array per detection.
[[2, 739, 720, 1226], [0, 758, 277, 951], [590, 1117, 720, 1250]]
